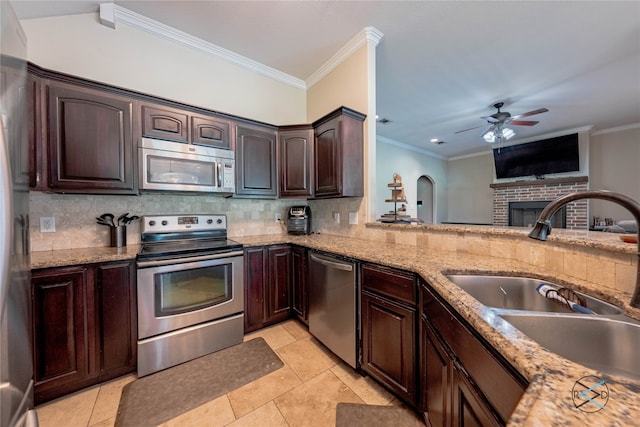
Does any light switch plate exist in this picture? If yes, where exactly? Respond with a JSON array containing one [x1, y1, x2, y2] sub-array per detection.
[[333, 212, 340, 224], [40, 217, 56, 233]]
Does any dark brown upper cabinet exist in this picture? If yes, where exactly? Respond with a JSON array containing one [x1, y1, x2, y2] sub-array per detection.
[[141, 103, 232, 149], [235, 122, 278, 198], [27, 67, 45, 190], [279, 125, 314, 198], [142, 104, 189, 142], [46, 81, 136, 194], [312, 107, 366, 198]]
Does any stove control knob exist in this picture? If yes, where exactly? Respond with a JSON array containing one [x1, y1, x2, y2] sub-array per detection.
[[148, 220, 156, 226], [217, 218, 223, 224], [207, 219, 213, 224], [162, 220, 168, 226]]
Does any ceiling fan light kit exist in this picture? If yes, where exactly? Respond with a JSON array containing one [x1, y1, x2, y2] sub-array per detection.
[[457, 102, 549, 144], [483, 124, 515, 143]]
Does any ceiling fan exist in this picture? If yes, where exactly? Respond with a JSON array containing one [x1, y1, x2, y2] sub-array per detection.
[[456, 102, 549, 143]]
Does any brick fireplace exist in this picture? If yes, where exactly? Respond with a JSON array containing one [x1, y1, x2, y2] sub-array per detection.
[[490, 176, 589, 229]]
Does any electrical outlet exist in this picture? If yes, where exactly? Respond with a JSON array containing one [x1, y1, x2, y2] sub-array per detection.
[[275, 213, 282, 223], [40, 217, 56, 233], [333, 212, 340, 224], [348, 212, 358, 225]]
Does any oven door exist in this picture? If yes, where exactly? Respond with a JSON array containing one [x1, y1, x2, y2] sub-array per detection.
[[137, 251, 244, 339]]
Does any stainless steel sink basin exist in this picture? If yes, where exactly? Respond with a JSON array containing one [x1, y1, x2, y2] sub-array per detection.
[[501, 313, 640, 380], [446, 275, 622, 315]]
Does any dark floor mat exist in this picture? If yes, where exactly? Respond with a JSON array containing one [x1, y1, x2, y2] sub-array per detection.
[[335, 402, 424, 427], [115, 337, 283, 427]]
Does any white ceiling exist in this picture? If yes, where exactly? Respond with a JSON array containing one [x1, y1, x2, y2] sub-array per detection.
[[12, 0, 640, 158]]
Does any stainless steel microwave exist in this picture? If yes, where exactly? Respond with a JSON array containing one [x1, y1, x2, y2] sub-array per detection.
[[139, 137, 235, 194]]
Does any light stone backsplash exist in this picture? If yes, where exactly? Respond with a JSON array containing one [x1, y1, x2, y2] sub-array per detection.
[[30, 191, 635, 302], [29, 192, 306, 251], [361, 224, 638, 299]]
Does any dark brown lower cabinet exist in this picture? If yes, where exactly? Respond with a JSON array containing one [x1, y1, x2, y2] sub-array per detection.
[[244, 245, 292, 333], [32, 266, 92, 401], [32, 261, 136, 404], [267, 246, 293, 321], [291, 245, 308, 324], [95, 262, 137, 380], [452, 366, 500, 427], [421, 320, 451, 427], [361, 263, 417, 406], [420, 280, 528, 426]]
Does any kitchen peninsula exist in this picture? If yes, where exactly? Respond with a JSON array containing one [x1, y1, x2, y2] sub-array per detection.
[[30, 224, 640, 426]]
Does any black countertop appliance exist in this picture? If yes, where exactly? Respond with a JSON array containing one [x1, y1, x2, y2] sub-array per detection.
[[287, 206, 311, 235]]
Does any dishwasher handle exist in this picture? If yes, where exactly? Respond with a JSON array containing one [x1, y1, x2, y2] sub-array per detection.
[[309, 253, 353, 271]]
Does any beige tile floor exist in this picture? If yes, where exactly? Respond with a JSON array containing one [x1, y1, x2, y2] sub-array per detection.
[[35, 319, 423, 427]]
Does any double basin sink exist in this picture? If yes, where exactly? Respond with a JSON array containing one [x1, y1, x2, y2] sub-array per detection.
[[446, 274, 640, 381]]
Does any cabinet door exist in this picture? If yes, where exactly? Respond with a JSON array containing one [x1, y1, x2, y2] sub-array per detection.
[[361, 291, 416, 404], [313, 117, 341, 197], [47, 83, 136, 193], [421, 319, 451, 427], [279, 127, 313, 198], [244, 247, 266, 333], [192, 115, 231, 149], [27, 69, 45, 189], [312, 107, 365, 198], [236, 124, 278, 198], [141, 104, 189, 143], [451, 365, 501, 427], [95, 261, 136, 381], [291, 246, 308, 324], [32, 267, 94, 404], [267, 246, 292, 323]]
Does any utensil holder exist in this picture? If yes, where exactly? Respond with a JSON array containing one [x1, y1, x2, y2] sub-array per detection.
[[110, 226, 126, 247]]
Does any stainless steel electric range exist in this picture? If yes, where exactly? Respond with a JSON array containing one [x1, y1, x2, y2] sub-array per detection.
[[136, 214, 244, 376]]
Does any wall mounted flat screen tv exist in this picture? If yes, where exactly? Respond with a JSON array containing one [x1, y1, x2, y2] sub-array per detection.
[[493, 133, 580, 179]]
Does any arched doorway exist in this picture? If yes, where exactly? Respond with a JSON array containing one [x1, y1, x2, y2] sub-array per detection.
[[417, 175, 434, 223]]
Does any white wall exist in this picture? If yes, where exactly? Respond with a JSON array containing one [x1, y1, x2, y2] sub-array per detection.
[[375, 139, 447, 222], [589, 126, 640, 222], [446, 152, 494, 224], [20, 13, 307, 125]]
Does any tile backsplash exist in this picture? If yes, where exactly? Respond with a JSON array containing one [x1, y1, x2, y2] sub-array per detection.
[[29, 192, 368, 251]]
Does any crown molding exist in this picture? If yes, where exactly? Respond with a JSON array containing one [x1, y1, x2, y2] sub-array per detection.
[[306, 26, 383, 89], [377, 135, 447, 160], [99, 3, 306, 89], [591, 122, 640, 135]]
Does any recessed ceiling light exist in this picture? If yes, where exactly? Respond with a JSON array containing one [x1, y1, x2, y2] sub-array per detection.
[[430, 138, 439, 143], [376, 117, 391, 124], [430, 139, 446, 145]]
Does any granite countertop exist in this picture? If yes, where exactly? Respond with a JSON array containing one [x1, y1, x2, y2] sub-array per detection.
[[240, 233, 640, 426], [30, 244, 141, 270], [29, 230, 640, 425]]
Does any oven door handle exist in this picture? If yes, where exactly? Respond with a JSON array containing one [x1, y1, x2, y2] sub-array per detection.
[[137, 250, 244, 268]]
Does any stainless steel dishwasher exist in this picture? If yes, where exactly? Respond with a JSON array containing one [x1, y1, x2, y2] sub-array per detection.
[[308, 251, 357, 368]]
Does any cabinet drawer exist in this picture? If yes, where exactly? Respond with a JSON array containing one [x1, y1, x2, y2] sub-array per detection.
[[362, 264, 416, 306], [421, 283, 527, 424]]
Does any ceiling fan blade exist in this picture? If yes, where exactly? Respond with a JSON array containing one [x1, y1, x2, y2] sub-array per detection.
[[511, 108, 549, 120], [510, 120, 539, 126], [455, 124, 484, 134]]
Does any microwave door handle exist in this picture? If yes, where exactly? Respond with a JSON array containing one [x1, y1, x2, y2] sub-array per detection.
[[216, 162, 222, 187]]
